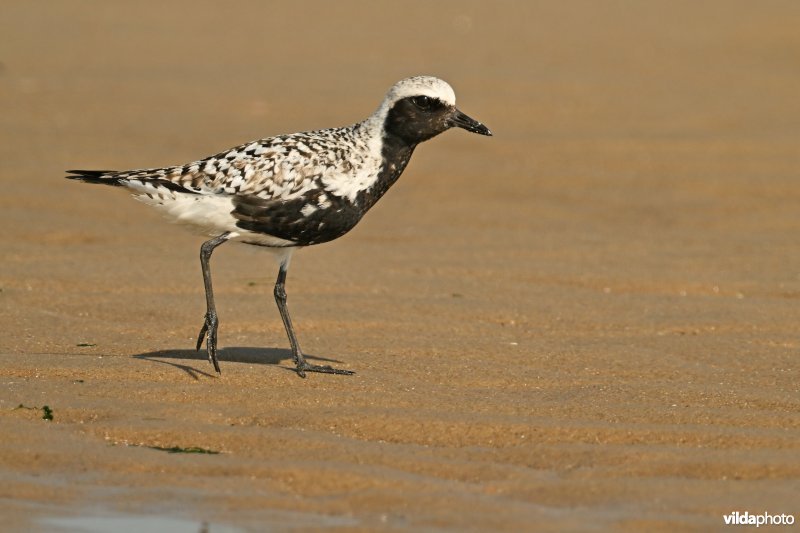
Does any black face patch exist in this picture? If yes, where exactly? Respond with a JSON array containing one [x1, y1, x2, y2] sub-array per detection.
[[410, 95, 446, 112], [383, 96, 454, 146]]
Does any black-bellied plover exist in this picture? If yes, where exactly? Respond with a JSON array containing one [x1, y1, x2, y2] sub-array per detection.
[[67, 76, 492, 377]]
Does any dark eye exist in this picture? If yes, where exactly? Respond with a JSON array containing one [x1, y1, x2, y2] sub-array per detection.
[[411, 95, 437, 111]]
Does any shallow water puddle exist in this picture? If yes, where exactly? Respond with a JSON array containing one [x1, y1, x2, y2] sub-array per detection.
[[39, 515, 240, 533]]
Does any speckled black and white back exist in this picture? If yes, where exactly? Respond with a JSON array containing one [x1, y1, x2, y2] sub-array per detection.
[[67, 76, 488, 249], [66, 75, 492, 376]]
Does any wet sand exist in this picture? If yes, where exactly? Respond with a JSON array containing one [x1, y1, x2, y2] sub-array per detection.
[[1, 1, 799, 530]]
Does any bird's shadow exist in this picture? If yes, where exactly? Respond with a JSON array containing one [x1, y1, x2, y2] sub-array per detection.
[[133, 347, 345, 380]]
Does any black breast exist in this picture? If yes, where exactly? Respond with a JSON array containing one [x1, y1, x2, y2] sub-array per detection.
[[232, 191, 362, 246], [232, 106, 426, 247], [357, 136, 414, 212]]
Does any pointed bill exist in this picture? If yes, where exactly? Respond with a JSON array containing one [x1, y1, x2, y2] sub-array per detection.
[[450, 109, 492, 136]]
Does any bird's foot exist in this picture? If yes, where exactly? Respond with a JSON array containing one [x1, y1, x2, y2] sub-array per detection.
[[294, 358, 355, 378], [195, 312, 221, 373]]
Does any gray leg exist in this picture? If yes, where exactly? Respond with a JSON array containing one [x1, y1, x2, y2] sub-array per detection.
[[273, 261, 354, 378], [195, 232, 231, 373]]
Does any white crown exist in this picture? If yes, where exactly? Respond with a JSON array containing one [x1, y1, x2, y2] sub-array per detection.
[[384, 76, 456, 107]]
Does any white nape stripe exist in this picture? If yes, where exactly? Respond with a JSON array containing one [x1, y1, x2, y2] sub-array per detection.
[[108, 76, 464, 243]]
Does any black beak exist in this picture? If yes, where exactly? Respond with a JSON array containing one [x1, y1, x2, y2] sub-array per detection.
[[450, 109, 492, 136]]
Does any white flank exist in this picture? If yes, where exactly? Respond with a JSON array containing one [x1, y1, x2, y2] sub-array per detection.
[[106, 76, 462, 245], [129, 184, 293, 247]]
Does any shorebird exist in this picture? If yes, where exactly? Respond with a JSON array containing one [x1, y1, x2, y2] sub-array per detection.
[[67, 76, 492, 377]]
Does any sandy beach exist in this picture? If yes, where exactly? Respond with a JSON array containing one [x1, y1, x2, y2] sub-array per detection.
[[1, 1, 799, 530]]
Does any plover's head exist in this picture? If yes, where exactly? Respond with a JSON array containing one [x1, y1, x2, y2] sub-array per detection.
[[375, 76, 492, 144]]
